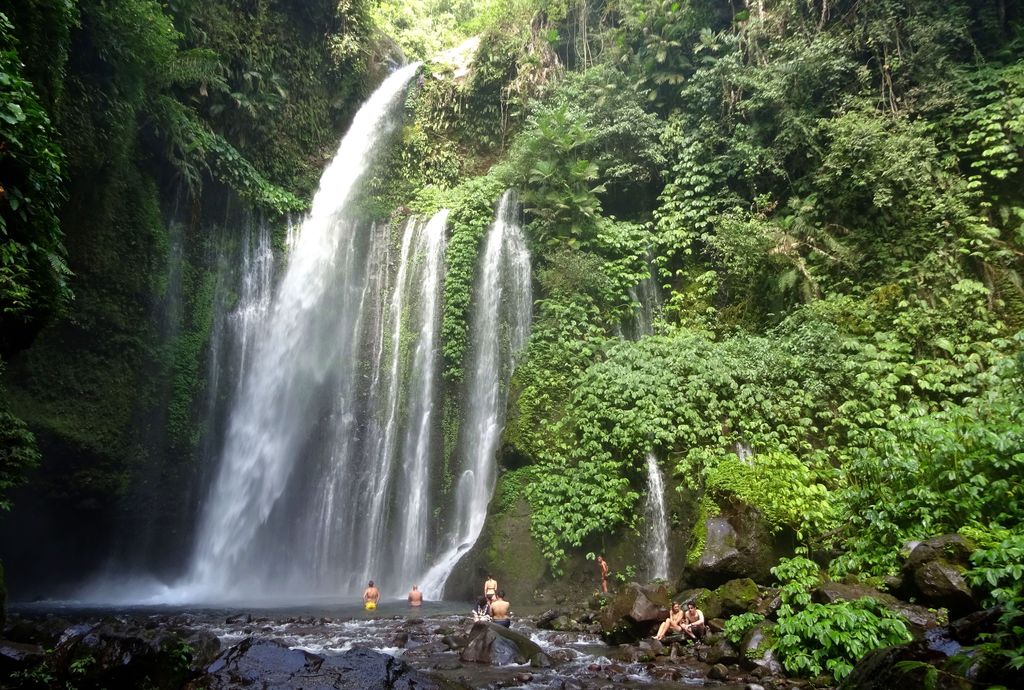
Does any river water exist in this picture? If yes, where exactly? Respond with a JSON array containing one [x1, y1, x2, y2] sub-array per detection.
[[9, 601, 747, 689]]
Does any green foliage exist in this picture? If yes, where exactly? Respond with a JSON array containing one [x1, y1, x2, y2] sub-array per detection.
[[0, 11, 72, 352], [723, 612, 765, 646], [774, 597, 913, 681], [832, 348, 1024, 576], [966, 533, 1024, 672], [705, 451, 835, 541], [772, 556, 912, 681], [438, 173, 511, 382], [0, 406, 39, 511]]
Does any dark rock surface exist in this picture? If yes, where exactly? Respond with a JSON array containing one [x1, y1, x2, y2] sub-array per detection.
[[688, 502, 792, 588], [598, 582, 671, 644], [813, 580, 939, 635], [191, 637, 464, 689], [460, 621, 550, 667], [900, 534, 978, 616]]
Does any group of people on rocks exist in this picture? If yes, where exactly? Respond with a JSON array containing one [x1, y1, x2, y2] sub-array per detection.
[[595, 554, 706, 643], [360, 557, 704, 642], [471, 574, 511, 627]]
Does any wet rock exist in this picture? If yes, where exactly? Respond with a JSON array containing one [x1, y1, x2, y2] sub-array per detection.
[[535, 609, 562, 628], [225, 613, 251, 625], [950, 606, 1003, 644], [740, 622, 775, 668], [391, 631, 409, 648], [717, 578, 761, 615], [707, 662, 730, 680], [814, 580, 939, 636], [191, 638, 463, 689], [403, 640, 451, 658], [0, 639, 46, 675], [704, 637, 741, 665], [460, 621, 547, 666], [598, 582, 671, 644], [900, 535, 978, 616], [838, 639, 966, 690], [689, 502, 792, 588]]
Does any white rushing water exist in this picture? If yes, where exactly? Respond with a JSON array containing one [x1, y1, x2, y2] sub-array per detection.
[[183, 64, 427, 601], [420, 190, 532, 598], [643, 452, 670, 580]]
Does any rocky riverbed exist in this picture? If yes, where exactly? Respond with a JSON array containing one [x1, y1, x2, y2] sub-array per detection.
[[1, 600, 770, 689]]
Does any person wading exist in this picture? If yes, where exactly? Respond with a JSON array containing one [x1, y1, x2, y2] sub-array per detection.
[[490, 590, 511, 628], [407, 584, 423, 607], [483, 575, 498, 602], [363, 580, 380, 610]]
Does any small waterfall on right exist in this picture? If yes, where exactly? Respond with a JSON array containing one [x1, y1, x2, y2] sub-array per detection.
[[420, 190, 532, 597]]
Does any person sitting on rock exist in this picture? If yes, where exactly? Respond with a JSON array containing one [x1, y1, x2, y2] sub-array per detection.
[[653, 601, 685, 640], [489, 590, 511, 628], [681, 601, 706, 640], [471, 596, 491, 622]]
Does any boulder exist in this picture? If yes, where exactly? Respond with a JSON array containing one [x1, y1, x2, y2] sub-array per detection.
[[0, 639, 46, 676], [191, 638, 462, 689], [741, 623, 781, 675], [716, 578, 761, 615], [900, 535, 978, 616], [703, 637, 740, 665], [598, 582, 671, 644], [50, 622, 200, 690], [707, 663, 730, 680], [678, 587, 723, 619], [460, 621, 550, 667], [813, 581, 939, 636], [838, 639, 967, 690], [688, 502, 792, 588]]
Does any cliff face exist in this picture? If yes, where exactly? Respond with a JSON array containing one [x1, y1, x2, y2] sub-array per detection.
[[0, 0, 383, 597]]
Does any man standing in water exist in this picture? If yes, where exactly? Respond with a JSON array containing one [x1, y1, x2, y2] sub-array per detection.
[[363, 580, 380, 610], [596, 555, 610, 593], [489, 590, 511, 628], [483, 575, 498, 602], [408, 584, 423, 607]]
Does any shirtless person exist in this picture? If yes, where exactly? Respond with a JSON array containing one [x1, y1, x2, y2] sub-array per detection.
[[489, 590, 511, 628], [483, 576, 498, 602], [408, 584, 423, 607], [653, 601, 685, 640], [596, 555, 610, 593], [363, 580, 381, 610], [681, 601, 705, 640]]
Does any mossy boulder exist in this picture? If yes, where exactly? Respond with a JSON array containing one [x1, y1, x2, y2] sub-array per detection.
[[899, 535, 978, 617], [687, 501, 790, 588], [598, 582, 671, 644], [678, 587, 723, 620], [715, 578, 760, 615]]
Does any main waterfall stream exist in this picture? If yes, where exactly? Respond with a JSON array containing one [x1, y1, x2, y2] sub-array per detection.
[[129, 63, 533, 605]]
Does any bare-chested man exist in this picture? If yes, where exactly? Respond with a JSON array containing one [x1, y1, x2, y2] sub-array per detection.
[[408, 585, 423, 607], [596, 555, 609, 593], [489, 590, 511, 628], [682, 601, 705, 640], [483, 576, 498, 602], [363, 580, 380, 610], [653, 601, 684, 640]]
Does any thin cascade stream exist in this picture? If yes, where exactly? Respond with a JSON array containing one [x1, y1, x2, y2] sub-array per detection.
[[419, 190, 532, 598]]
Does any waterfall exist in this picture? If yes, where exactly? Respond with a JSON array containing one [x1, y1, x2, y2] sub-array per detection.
[[625, 258, 671, 580], [183, 64, 430, 601], [643, 452, 670, 580], [420, 190, 532, 598]]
